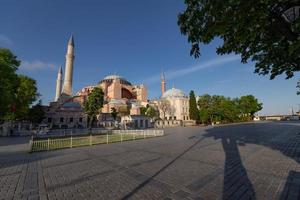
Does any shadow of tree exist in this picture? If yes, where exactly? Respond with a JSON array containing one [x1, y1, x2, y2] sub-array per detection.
[[280, 170, 300, 200], [221, 138, 256, 199], [203, 122, 300, 199]]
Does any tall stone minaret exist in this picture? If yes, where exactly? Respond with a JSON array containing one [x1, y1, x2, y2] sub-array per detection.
[[62, 34, 75, 96], [161, 72, 166, 96], [54, 66, 63, 101]]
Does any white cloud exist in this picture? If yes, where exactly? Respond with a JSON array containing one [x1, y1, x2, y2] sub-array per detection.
[[144, 55, 240, 84], [0, 34, 13, 46], [20, 60, 56, 71]]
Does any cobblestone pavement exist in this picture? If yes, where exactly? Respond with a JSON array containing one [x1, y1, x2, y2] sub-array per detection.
[[1, 122, 300, 200]]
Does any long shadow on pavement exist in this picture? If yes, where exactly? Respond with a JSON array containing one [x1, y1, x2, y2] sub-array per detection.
[[221, 138, 256, 200], [204, 122, 300, 200]]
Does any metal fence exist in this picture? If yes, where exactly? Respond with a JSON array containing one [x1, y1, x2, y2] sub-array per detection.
[[30, 129, 164, 152]]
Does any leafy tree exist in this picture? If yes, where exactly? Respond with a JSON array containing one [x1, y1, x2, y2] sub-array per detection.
[[140, 104, 149, 115], [238, 95, 263, 120], [12, 75, 39, 120], [189, 90, 199, 121], [83, 87, 104, 127], [145, 105, 159, 119], [197, 94, 262, 124], [0, 48, 39, 121], [110, 107, 118, 120], [178, 1, 300, 81], [198, 94, 212, 124], [0, 48, 20, 118], [28, 100, 45, 124]]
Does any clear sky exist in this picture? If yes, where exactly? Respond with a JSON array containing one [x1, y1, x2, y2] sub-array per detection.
[[0, 0, 298, 115]]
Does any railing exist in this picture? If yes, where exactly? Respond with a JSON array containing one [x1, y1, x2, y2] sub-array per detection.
[[31, 129, 164, 152]]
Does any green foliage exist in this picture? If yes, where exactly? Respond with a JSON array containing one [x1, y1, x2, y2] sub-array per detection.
[[238, 95, 263, 120], [189, 90, 199, 121], [178, 1, 300, 80], [110, 107, 118, 120], [197, 94, 262, 124], [145, 105, 159, 119], [28, 100, 45, 124], [0, 48, 39, 120], [140, 105, 148, 115], [83, 87, 104, 127], [13, 75, 39, 120], [0, 48, 20, 118]]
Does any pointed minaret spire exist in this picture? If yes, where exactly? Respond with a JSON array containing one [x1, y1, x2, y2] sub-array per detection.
[[68, 33, 74, 46], [161, 71, 166, 96], [62, 34, 75, 97], [55, 66, 63, 101]]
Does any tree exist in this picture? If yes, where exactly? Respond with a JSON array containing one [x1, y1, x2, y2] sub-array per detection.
[[83, 87, 104, 128], [28, 100, 45, 124], [197, 94, 262, 124], [110, 107, 118, 120], [140, 104, 149, 115], [158, 99, 172, 120], [13, 75, 39, 120], [145, 105, 159, 119], [0, 48, 39, 121], [189, 90, 199, 121], [238, 95, 263, 120], [178, 1, 300, 80], [198, 94, 212, 124], [0, 48, 20, 119]]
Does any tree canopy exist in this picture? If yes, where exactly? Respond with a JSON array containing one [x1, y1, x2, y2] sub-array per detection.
[[28, 100, 45, 124], [145, 105, 159, 119], [198, 94, 262, 124], [189, 90, 199, 121], [178, 1, 300, 80], [83, 87, 104, 127], [0, 48, 39, 121]]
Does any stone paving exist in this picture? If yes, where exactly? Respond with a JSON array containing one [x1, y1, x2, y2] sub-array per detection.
[[0, 122, 300, 200]]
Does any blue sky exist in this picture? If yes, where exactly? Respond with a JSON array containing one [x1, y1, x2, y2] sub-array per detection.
[[0, 0, 298, 115]]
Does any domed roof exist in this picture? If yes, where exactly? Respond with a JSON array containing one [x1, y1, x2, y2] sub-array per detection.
[[162, 88, 186, 99], [100, 74, 132, 85]]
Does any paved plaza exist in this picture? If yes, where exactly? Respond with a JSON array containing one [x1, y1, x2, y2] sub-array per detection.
[[0, 122, 300, 200]]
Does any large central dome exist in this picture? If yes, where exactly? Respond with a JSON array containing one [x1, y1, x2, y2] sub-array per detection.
[[162, 88, 186, 99], [99, 74, 132, 85]]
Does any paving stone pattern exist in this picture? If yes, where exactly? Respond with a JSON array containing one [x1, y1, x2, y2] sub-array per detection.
[[0, 122, 300, 200]]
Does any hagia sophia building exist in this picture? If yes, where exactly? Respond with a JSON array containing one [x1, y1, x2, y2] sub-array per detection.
[[43, 35, 191, 129]]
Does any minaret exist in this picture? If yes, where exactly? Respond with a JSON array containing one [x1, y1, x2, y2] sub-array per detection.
[[54, 66, 63, 101], [161, 72, 166, 96], [62, 34, 75, 96]]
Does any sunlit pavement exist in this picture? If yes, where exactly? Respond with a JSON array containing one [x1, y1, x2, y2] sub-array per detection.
[[0, 121, 300, 200]]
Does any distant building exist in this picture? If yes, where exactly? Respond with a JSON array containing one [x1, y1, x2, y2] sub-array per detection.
[[43, 35, 148, 129], [121, 115, 152, 129], [160, 87, 190, 121]]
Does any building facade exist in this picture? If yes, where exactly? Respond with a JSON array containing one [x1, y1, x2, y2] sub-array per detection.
[[160, 87, 190, 121], [43, 35, 148, 128]]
